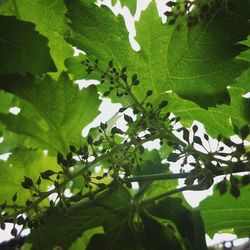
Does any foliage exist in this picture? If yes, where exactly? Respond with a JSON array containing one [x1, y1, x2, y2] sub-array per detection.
[[0, 0, 249, 249]]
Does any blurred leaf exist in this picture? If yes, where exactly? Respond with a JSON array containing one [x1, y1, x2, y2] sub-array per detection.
[[159, 142, 172, 160]]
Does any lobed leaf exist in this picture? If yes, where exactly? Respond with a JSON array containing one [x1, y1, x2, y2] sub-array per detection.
[[65, 1, 250, 108], [0, 72, 101, 154]]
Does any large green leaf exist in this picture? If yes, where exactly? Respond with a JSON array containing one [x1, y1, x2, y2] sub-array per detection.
[[141, 212, 184, 250], [64, 0, 135, 73], [0, 73, 101, 154], [69, 227, 104, 250], [0, 148, 60, 204], [0, 0, 73, 74], [27, 186, 132, 249], [0, 15, 56, 75], [199, 184, 250, 238], [149, 198, 207, 250], [135, 1, 250, 107], [64, 1, 249, 137], [65, 0, 250, 108]]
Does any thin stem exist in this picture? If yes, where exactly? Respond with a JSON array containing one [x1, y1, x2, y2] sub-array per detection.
[[125, 172, 189, 182], [1, 134, 159, 221]]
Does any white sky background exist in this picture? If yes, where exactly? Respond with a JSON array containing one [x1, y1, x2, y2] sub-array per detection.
[[0, 0, 249, 247]]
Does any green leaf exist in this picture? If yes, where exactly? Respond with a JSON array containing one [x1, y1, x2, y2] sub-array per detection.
[[149, 198, 207, 250], [0, 129, 25, 154], [222, 87, 250, 129], [199, 184, 250, 238], [132, 149, 170, 188], [0, 15, 56, 75], [64, 0, 138, 105], [121, 0, 136, 15], [0, 73, 101, 154], [132, 150, 176, 201], [133, 150, 169, 176], [159, 141, 172, 160], [0, 90, 13, 113], [69, 227, 104, 250], [0, 148, 60, 204], [65, 54, 100, 81], [65, 1, 250, 108], [65, 0, 131, 68], [233, 35, 250, 94], [238, 36, 250, 62], [27, 186, 132, 249], [134, 1, 250, 107], [100, 214, 141, 250], [161, 92, 234, 137], [141, 212, 184, 250], [0, 0, 73, 74], [0, 91, 32, 154]]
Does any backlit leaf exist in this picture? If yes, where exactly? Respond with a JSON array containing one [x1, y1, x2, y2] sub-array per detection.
[[0, 73, 101, 154], [200, 184, 250, 237], [65, 1, 250, 108], [0, 0, 73, 74], [0, 148, 60, 204], [0, 15, 56, 75]]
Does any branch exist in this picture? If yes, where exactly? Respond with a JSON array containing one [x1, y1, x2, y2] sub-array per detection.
[[1, 134, 159, 222], [140, 183, 208, 207], [125, 172, 189, 182]]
